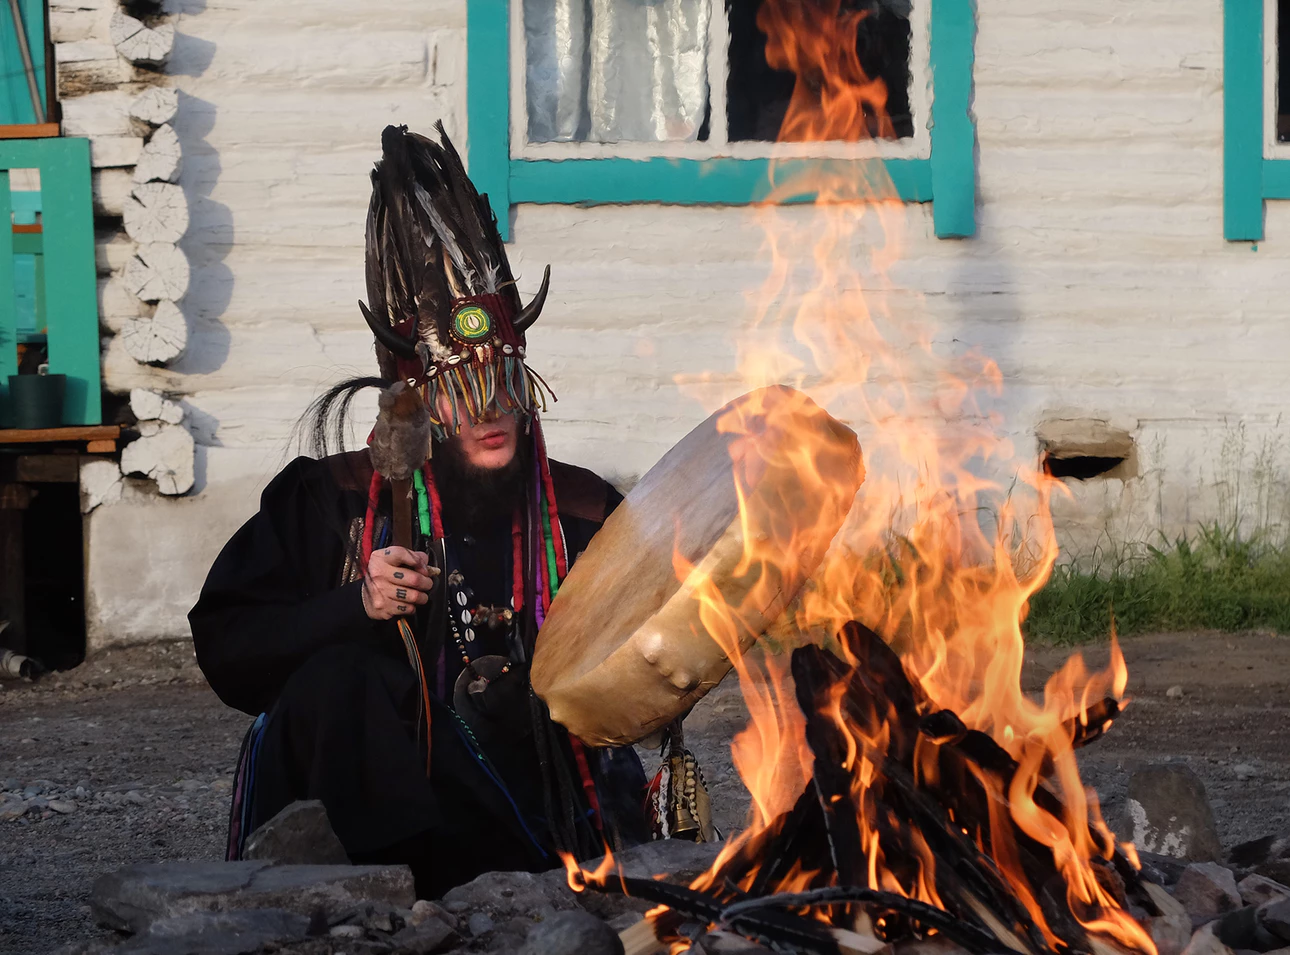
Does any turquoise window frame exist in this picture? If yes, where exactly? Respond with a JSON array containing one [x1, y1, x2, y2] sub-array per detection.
[[467, 0, 977, 241], [1222, 0, 1290, 240], [1, 0, 48, 126]]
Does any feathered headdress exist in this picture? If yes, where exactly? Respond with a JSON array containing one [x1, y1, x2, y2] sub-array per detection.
[[360, 123, 552, 440]]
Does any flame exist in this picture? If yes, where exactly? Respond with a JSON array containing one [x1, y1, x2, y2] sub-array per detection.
[[561, 847, 621, 894], [670, 3, 1154, 953]]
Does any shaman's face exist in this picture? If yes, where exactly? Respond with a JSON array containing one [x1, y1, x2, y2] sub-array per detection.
[[437, 397, 521, 472]]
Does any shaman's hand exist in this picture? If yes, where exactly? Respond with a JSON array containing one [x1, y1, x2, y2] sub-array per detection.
[[362, 547, 440, 620]]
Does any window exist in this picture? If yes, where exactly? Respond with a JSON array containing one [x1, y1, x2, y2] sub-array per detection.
[[467, 0, 976, 239], [1, 0, 49, 126], [517, 0, 923, 159], [1223, 0, 1290, 239]]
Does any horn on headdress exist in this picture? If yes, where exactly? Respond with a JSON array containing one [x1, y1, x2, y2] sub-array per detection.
[[513, 265, 551, 335], [359, 300, 418, 360]]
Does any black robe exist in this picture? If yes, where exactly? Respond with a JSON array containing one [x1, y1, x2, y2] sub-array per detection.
[[189, 451, 647, 896]]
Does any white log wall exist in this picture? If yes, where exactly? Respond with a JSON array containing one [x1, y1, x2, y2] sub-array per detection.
[[83, 0, 1290, 647]]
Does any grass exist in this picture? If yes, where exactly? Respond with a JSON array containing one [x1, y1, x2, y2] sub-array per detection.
[[1023, 522, 1290, 644]]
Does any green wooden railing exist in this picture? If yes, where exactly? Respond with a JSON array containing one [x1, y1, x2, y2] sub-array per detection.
[[1, 136, 101, 426]]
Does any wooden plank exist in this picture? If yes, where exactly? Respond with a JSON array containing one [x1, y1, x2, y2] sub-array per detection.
[[85, 439, 115, 454], [11, 223, 40, 234], [15, 453, 79, 482], [929, 0, 979, 238], [0, 424, 119, 444], [0, 169, 15, 427], [34, 137, 101, 425], [467, 0, 512, 240], [1224, 0, 1264, 240], [0, 123, 59, 139]]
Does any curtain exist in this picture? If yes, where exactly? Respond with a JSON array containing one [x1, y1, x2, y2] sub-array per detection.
[[524, 0, 711, 144]]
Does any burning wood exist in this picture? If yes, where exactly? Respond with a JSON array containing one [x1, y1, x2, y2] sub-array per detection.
[[568, 622, 1162, 955]]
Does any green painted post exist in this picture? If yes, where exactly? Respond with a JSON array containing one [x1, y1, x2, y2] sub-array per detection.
[[0, 170, 15, 426], [467, 0, 513, 241], [1225, 0, 1265, 240], [929, 0, 977, 238], [36, 138, 100, 424]]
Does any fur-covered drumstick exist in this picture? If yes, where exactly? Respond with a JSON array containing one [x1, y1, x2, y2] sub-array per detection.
[[370, 380, 432, 548]]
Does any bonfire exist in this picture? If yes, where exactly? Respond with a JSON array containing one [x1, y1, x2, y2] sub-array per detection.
[[563, 2, 1168, 953]]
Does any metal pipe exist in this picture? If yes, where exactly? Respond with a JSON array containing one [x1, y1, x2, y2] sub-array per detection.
[[6, 0, 46, 124]]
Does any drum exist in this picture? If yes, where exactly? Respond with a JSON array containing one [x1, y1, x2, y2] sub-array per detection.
[[530, 385, 864, 745]]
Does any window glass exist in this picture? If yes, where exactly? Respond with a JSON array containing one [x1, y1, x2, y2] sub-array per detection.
[[727, 0, 913, 143], [522, 0, 914, 147]]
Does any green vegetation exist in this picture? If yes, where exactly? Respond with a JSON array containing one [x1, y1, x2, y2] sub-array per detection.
[[1023, 522, 1290, 644]]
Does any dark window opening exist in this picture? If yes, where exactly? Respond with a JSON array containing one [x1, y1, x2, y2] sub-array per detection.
[[727, 0, 914, 143], [1043, 455, 1127, 482], [1281, 0, 1290, 141]]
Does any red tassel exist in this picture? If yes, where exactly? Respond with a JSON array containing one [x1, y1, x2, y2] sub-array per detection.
[[569, 738, 603, 832], [534, 421, 569, 578], [420, 462, 445, 540], [362, 470, 382, 570]]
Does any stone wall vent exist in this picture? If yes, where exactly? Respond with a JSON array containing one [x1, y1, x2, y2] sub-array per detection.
[[1036, 419, 1136, 482]]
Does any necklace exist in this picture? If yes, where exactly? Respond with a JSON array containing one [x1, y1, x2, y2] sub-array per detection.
[[445, 560, 516, 679]]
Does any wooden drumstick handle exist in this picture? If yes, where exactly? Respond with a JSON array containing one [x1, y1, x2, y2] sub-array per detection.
[[391, 478, 414, 549]]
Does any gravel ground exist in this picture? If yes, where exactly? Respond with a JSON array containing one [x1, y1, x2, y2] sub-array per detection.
[[3, 631, 1290, 954]]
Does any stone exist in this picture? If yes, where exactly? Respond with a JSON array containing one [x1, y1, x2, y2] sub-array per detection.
[[1235, 764, 1258, 782], [1151, 913, 1196, 955], [517, 909, 623, 955], [329, 924, 364, 938], [48, 800, 76, 814], [0, 797, 27, 822], [1167, 685, 1185, 699], [1174, 863, 1243, 920], [243, 800, 348, 866], [410, 899, 458, 929], [392, 914, 460, 954], [1122, 765, 1224, 863], [693, 933, 775, 953], [1182, 924, 1236, 955], [468, 912, 496, 936], [568, 840, 725, 920], [91, 861, 414, 934], [584, 840, 723, 884], [117, 909, 310, 955], [441, 869, 580, 926], [1239, 874, 1290, 907], [1262, 898, 1290, 943]]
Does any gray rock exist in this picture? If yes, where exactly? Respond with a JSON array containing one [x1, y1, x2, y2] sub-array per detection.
[[582, 840, 723, 884], [1262, 898, 1290, 943], [117, 909, 310, 955], [1182, 924, 1236, 955], [1122, 765, 1224, 863], [569, 840, 725, 921], [442, 869, 581, 926], [392, 914, 460, 954], [1210, 905, 1282, 951], [47, 799, 76, 814], [1239, 875, 1290, 908], [329, 923, 364, 938], [1175, 863, 1243, 919], [243, 800, 349, 866], [518, 910, 623, 955], [90, 861, 414, 934], [410, 899, 459, 930], [468, 912, 497, 936], [693, 931, 775, 953], [0, 797, 27, 822], [1151, 913, 1196, 955]]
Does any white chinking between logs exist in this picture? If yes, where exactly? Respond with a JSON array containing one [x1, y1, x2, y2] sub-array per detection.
[[50, 0, 194, 502]]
